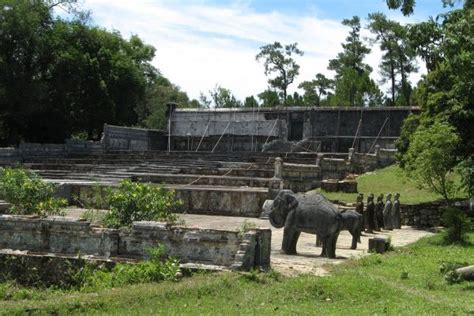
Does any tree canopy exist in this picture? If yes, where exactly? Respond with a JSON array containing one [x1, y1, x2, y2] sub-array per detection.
[[256, 42, 303, 105]]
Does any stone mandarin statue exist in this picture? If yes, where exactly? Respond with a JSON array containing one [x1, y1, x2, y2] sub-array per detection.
[[383, 193, 393, 230], [366, 193, 376, 233], [392, 193, 401, 229], [375, 193, 384, 231]]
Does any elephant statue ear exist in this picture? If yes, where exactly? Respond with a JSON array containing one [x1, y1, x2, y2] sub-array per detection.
[[285, 193, 299, 211]]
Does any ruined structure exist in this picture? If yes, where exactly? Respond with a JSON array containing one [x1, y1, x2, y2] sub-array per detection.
[[167, 106, 418, 153]]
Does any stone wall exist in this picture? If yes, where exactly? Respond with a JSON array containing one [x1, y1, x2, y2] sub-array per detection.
[[0, 215, 271, 271], [170, 107, 418, 153], [103, 124, 167, 151], [171, 135, 277, 152], [0, 147, 19, 162], [66, 182, 269, 218], [400, 203, 443, 227]]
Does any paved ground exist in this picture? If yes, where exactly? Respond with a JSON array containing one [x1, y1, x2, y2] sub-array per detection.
[[180, 214, 435, 276], [67, 208, 434, 276]]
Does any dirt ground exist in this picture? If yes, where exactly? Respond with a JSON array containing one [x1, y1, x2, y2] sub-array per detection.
[[67, 208, 434, 276]]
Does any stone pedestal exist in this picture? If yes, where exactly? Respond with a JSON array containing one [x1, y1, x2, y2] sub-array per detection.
[[368, 237, 388, 253], [321, 179, 339, 192]]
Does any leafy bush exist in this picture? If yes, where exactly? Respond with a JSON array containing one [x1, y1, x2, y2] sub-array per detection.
[[103, 180, 182, 228], [80, 209, 107, 225], [76, 245, 180, 290], [442, 207, 472, 244], [0, 167, 66, 216], [444, 270, 463, 285], [439, 261, 468, 274], [439, 261, 468, 285]]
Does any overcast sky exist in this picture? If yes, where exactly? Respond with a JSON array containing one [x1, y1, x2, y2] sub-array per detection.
[[77, 0, 456, 100]]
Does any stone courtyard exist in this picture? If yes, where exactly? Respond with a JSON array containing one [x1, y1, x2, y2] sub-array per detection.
[[173, 214, 434, 275], [64, 208, 434, 275]]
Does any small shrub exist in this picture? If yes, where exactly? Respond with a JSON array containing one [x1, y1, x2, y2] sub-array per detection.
[[439, 261, 468, 274], [0, 167, 66, 216], [103, 180, 182, 228], [80, 209, 106, 225], [439, 261, 468, 285], [74, 183, 109, 210], [442, 207, 471, 244], [76, 245, 180, 291], [444, 270, 463, 285], [400, 270, 409, 280], [386, 237, 395, 251]]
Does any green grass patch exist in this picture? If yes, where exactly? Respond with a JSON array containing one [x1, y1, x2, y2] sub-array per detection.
[[1, 233, 473, 315], [316, 164, 467, 204]]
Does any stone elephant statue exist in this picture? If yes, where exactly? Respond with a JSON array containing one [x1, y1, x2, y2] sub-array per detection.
[[339, 210, 363, 249], [315, 209, 362, 250], [269, 190, 343, 258]]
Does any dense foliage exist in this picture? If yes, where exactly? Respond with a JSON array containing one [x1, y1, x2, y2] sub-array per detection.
[[0, 245, 180, 293], [103, 180, 181, 228], [0, 167, 66, 216], [0, 0, 161, 144], [76, 245, 181, 291], [396, 2, 473, 197]]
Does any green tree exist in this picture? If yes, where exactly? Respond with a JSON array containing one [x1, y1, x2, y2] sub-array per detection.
[[255, 42, 303, 103], [209, 85, 242, 108], [368, 13, 417, 106], [399, 4, 473, 192], [257, 89, 280, 108], [386, 0, 468, 16], [298, 73, 334, 106], [285, 92, 303, 107], [243, 95, 259, 108], [407, 18, 443, 72], [140, 76, 197, 130], [403, 120, 460, 204], [0, 0, 159, 143], [328, 16, 380, 106]]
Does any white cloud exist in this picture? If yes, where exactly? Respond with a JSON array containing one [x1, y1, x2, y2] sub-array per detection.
[[80, 0, 425, 100]]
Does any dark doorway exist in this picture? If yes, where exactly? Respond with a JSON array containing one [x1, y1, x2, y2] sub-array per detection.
[[289, 113, 304, 141]]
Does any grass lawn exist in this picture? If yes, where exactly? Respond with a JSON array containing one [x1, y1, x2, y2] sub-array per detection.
[[1, 233, 473, 315], [316, 164, 467, 204]]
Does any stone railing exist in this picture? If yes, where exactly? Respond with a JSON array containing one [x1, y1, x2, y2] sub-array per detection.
[[0, 215, 271, 271]]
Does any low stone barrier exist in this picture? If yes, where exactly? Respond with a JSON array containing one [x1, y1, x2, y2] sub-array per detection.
[[401, 202, 443, 227], [64, 182, 269, 218], [0, 215, 271, 271]]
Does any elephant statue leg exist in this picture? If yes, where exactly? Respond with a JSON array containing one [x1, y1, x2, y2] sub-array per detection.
[[288, 230, 301, 254], [350, 232, 358, 250], [315, 235, 322, 247], [320, 235, 329, 257], [282, 227, 300, 255], [327, 233, 339, 258]]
